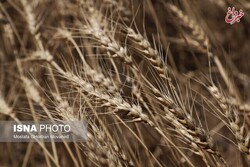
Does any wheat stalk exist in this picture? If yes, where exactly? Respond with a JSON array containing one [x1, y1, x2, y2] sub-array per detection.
[[208, 85, 250, 156], [167, 3, 242, 103], [0, 95, 12, 116]]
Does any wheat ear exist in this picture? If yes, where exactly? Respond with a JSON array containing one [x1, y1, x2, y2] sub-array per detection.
[[208, 85, 250, 156], [167, 3, 242, 104]]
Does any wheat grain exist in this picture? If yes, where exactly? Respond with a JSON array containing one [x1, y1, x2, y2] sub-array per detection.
[[208, 85, 250, 155]]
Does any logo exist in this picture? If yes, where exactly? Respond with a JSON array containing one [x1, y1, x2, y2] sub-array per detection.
[[0, 121, 87, 142], [13, 124, 71, 133], [225, 7, 244, 25]]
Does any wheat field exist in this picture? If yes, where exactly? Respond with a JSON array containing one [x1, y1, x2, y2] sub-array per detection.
[[0, 0, 250, 166]]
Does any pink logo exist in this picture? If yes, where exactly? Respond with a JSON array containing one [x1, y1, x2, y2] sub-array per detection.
[[225, 7, 244, 25]]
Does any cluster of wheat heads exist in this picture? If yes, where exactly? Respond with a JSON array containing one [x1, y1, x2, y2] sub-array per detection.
[[0, 0, 250, 166]]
